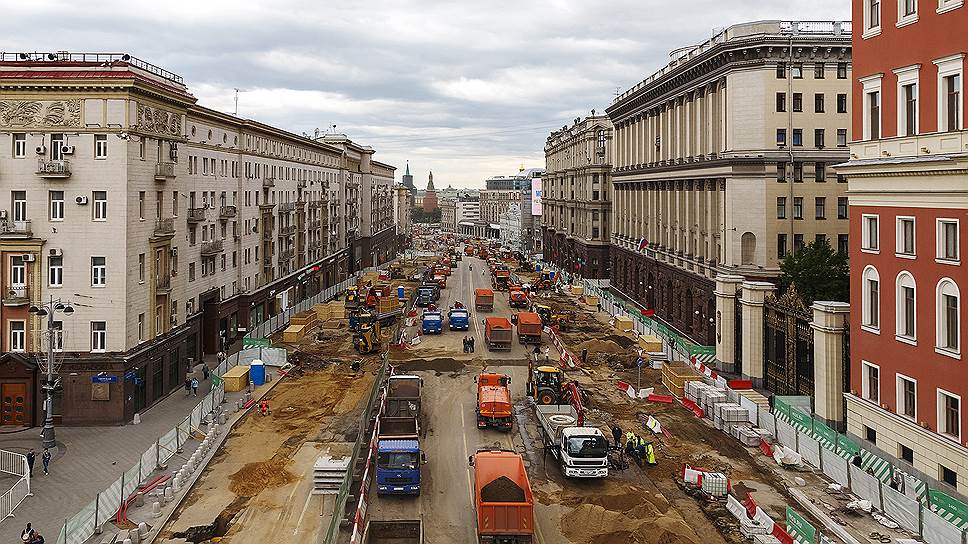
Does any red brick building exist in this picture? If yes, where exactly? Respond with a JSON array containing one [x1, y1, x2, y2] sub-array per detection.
[[838, 0, 968, 495]]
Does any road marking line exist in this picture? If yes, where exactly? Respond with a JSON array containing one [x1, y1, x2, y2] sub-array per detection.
[[293, 488, 315, 536]]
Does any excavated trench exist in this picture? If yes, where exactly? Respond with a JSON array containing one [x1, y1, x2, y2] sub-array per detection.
[[171, 495, 249, 543]]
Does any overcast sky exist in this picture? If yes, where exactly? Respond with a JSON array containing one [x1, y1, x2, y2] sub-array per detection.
[[5, 0, 849, 188]]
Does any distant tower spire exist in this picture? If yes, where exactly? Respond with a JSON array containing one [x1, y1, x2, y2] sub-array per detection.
[[427, 171, 435, 191], [405, 160, 410, 176]]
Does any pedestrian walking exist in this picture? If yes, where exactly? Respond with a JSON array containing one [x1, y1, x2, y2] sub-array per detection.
[[21, 522, 34, 542], [41, 448, 50, 476], [611, 426, 623, 448], [191, 377, 199, 396], [469, 336, 475, 352], [25, 449, 35, 478], [202, 365, 210, 380], [184, 377, 191, 396]]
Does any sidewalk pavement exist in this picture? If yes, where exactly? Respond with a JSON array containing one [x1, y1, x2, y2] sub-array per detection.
[[0, 357, 219, 543]]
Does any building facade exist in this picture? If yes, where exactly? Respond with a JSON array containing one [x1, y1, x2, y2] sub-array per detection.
[[0, 53, 395, 426], [394, 184, 413, 249], [479, 190, 520, 226], [499, 203, 523, 252], [837, 1, 968, 495], [440, 198, 457, 232], [543, 114, 613, 278], [606, 21, 852, 346]]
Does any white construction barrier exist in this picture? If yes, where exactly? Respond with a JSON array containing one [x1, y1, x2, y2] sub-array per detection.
[[881, 482, 921, 535]]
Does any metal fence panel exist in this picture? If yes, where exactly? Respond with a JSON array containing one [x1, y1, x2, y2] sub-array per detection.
[[820, 447, 849, 488], [849, 464, 883, 510], [140, 445, 156, 481], [98, 475, 123, 529], [65, 498, 97, 544], [798, 431, 822, 469], [923, 508, 967, 544], [158, 428, 179, 464], [777, 419, 798, 450], [122, 463, 140, 498], [177, 419, 191, 449], [0, 449, 27, 476], [190, 402, 202, 429], [758, 409, 777, 437], [881, 482, 921, 534]]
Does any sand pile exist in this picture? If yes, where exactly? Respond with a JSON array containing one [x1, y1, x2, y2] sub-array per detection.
[[558, 485, 702, 544], [229, 461, 296, 496]]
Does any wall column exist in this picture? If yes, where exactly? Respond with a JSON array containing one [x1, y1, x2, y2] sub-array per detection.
[[811, 301, 851, 431], [740, 281, 775, 387], [715, 274, 744, 373]]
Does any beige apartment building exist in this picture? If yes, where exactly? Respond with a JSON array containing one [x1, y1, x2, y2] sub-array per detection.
[[606, 21, 852, 346], [543, 113, 613, 278], [479, 190, 520, 225], [440, 198, 457, 232], [0, 52, 396, 426]]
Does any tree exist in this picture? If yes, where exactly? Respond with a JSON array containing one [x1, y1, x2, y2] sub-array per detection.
[[411, 207, 441, 224], [779, 239, 848, 304]]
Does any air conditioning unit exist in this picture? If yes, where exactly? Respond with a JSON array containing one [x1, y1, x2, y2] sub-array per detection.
[[61, 145, 75, 155], [49, 248, 63, 257], [75, 196, 89, 205], [21, 254, 35, 262], [35, 145, 47, 155]]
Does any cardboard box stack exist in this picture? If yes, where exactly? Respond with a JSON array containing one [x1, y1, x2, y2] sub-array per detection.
[[583, 295, 599, 306], [222, 365, 250, 392], [283, 324, 306, 343], [613, 316, 634, 333], [570, 285, 584, 296]]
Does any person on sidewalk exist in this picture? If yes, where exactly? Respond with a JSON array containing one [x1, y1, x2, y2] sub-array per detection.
[[41, 448, 50, 476], [25, 449, 35, 477], [184, 377, 191, 396], [191, 377, 199, 396], [469, 336, 475, 353], [202, 365, 210, 380]]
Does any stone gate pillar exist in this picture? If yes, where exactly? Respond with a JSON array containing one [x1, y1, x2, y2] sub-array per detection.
[[811, 301, 850, 431], [714, 274, 744, 373], [740, 281, 775, 387]]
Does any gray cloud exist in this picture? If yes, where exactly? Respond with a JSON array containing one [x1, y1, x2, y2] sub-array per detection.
[[3, 0, 849, 187]]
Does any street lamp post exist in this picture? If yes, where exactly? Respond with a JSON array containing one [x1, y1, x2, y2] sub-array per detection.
[[29, 297, 74, 450]]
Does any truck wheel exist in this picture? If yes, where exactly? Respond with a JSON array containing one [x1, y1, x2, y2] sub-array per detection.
[[537, 390, 555, 405]]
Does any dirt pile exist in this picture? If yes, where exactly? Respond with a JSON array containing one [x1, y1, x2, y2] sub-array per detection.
[[481, 476, 526, 502], [229, 461, 296, 496]]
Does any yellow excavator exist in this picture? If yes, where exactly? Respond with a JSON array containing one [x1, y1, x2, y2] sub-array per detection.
[[532, 304, 574, 332], [354, 320, 382, 354]]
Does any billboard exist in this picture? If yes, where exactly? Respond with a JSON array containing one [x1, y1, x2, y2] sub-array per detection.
[[531, 177, 542, 216]]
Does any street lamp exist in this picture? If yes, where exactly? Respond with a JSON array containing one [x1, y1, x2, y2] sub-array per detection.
[[29, 297, 74, 449]]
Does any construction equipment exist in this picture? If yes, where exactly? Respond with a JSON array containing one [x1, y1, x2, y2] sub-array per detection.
[[421, 310, 443, 335], [527, 362, 565, 405], [492, 269, 511, 291], [515, 312, 543, 344], [376, 417, 422, 495], [448, 305, 470, 331], [484, 317, 513, 351], [388, 263, 404, 279], [532, 304, 574, 331], [535, 403, 608, 478], [469, 450, 534, 544], [345, 285, 362, 309], [354, 319, 382, 354], [536, 271, 555, 290], [474, 288, 494, 312], [475, 372, 513, 430]]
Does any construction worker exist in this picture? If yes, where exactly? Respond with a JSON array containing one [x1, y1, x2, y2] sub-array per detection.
[[259, 399, 270, 417], [644, 442, 657, 466], [611, 425, 623, 448]]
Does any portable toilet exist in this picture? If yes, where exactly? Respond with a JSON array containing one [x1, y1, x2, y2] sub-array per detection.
[[397, 285, 406, 301], [250, 359, 266, 386]]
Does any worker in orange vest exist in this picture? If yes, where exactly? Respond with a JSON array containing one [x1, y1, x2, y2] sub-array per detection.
[[260, 399, 270, 416]]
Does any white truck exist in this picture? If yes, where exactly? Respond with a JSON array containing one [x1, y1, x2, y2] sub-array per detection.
[[534, 404, 609, 478]]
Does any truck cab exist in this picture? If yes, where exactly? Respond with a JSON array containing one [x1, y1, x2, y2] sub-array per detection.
[[448, 307, 470, 331], [534, 405, 609, 478], [416, 284, 439, 307], [377, 417, 422, 495], [422, 310, 443, 334]]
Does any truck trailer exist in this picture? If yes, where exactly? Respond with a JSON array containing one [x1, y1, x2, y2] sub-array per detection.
[[476, 372, 513, 430], [534, 404, 609, 478], [484, 317, 513, 351], [471, 450, 534, 544], [385, 375, 422, 419], [474, 288, 494, 312], [515, 312, 543, 345]]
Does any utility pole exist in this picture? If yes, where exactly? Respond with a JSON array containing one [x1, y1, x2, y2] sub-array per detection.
[[30, 297, 74, 449]]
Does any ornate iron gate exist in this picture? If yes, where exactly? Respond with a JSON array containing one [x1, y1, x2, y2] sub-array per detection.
[[764, 286, 814, 395], [734, 294, 743, 375]]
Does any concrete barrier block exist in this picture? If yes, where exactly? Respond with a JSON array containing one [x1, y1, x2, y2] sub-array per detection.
[[138, 522, 148, 537], [164, 486, 173, 503], [134, 491, 145, 507], [151, 501, 162, 518]]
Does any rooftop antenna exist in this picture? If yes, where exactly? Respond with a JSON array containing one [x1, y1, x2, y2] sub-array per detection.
[[614, 86, 622, 97], [233, 88, 242, 116]]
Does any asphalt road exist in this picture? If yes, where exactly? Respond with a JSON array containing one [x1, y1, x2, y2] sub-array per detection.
[[370, 254, 564, 543]]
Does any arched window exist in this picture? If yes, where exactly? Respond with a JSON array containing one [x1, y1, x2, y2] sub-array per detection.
[[896, 272, 916, 341], [937, 278, 960, 354], [741, 232, 756, 265], [862, 266, 880, 330]]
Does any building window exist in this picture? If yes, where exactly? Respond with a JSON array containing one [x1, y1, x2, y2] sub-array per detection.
[[938, 0, 964, 14], [778, 234, 788, 259], [863, 361, 880, 403], [816, 234, 827, 245], [815, 197, 826, 219], [863, 215, 880, 251], [792, 64, 803, 79], [91, 321, 106, 352], [863, 266, 881, 329], [138, 253, 145, 283], [777, 197, 787, 219], [93, 191, 107, 221], [9, 321, 25, 352], [777, 162, 787, 182], [792, 129, 803, 146], [815, 161, 827, 181], [50, 134, 63, 160], [48, 255, 63, 287], [837, 93, 848, 113], [91, 256, 106, 287], [938, 389, 961, 441], [776, 129, 787, 146], [838, 234, 849, 254], [897, 217, 916, 256], [897, 374, 917, 419], [138, 313, 145, 342], [835, 197, 847, 220], [792, 93, 803, 112], [189, 262, 196, 282], [941, 465, 958, 488], [815, 130, 828, 155], [898, 0, 919, 25], [794, 234, 804, 253], [900, 444, 914, 463], [793, 162, 803, 182], [138, 191, 145, 220], [792, 197, 803, 219], [815, 62, 825, 79], [776, 92, 787, 112], [12, 133, 26, 158], [868, 91, 881, 139], [838, 62, 849, 79], [865, 0, 882, 34], [865, 425, 878, 443], [903, 83, 918, 135], [49, 190, 64, 221], [937, 279, 960, 353], [94, 134, 108, 159], [937, 219, 959, 262], [10, 255, 25, 289], [897, 273, 917, 340], [12, 191, 26, 222], [815, 93, 825, 113], [837, 128, 848, 147], [777, 62, 786, 79]]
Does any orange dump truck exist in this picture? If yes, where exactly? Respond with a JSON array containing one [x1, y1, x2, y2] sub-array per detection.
[[475, 288, 494, 312], [484, 317, 512, 351], [508, 289, 528, 308], [471, 450, 534, 544], [515, 312, 543, 345], [476, 372, 513, 430]]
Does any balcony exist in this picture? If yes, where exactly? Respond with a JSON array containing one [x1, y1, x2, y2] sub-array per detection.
[[0, 220, 32, 238], [279, 248, 295, 262], [201, 239, 224, 256], [155, 274, 171, 293], [263, 177, 275, 188], [2, 285, 28, 306], [219, 205, 237, 220], [295, 200, 307, 208], [187, 208, 206, 224], [36, 160, 71, 178], [279, 225, 297, 237], [279, 202, 296, 212], [153, 218, 175, 238], [309, 200, 323, 209], [154, 162, 176, 181], [258, 202, 276, 211]]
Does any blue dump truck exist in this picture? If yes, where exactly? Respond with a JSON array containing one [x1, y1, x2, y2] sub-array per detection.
[[376, 417, 422, 495], [416, 284, 440, 307], [422, 310, 443, 334], [448, 306, 470, 331]]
